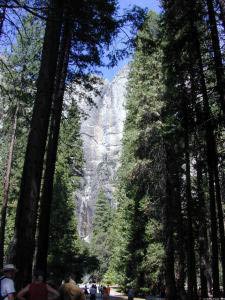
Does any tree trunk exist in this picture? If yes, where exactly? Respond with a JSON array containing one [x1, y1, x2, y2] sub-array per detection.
[[173, 170, 186, 297], [183, 99, 197, 300], [163, 144, 177, 300], [221, 167, 225, 204], [0, 0, 7, 36], [214, 150, 225, 296], [196, 158, 209, 298], [0, 105, 18, 269], [189, 3, 220, 295], [198, 59, 220, 298], [206, 0, 225, 120], [35, 17, 72, 275], [9, 0, 63, 288], [204, 130, 220, 297]]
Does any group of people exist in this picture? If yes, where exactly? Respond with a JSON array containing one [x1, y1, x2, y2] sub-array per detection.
[[0, 264, 95, 300], [84, 284, 110, 300]]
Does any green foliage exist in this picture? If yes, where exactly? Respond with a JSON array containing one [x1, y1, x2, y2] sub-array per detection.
[[47, 99, 99, 283], [47, 100, 85, 282], [0, 14, 43, 252], [108, 11, 165, 292], [142, 221, 164, 285], [104, 188, 132, 285], [90, 189, 114, 279]]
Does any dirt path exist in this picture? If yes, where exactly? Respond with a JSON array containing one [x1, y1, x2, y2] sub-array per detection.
[[109, 287, 127, 300], [109, 287, 145, 300], [109, 288, 165, 300]]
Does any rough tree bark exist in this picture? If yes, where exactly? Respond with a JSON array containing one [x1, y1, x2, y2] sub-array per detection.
[[206, 5, 225, 272], [196, 158, 209, 298], [8, 0, 64, 288], [173, 169, 186, 297], [35, 16, 73, 275], [183, 98, 198, 300], [214, 148, 225, 296], [189, 2, 220, 295], [203, 125, 220, 298], [163, 144, 177, 300], [0, 105, 18, 269], [206, 1, 225, 293]]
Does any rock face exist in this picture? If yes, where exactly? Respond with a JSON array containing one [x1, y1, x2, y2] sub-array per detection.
[[76, 65, 129, 241]]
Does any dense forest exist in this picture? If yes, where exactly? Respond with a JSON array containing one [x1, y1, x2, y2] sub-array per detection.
[[0, 1, 225, 300]]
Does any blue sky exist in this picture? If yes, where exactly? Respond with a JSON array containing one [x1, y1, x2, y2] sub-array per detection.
[[119, 0, 160, 12], [100, 0, 161, 80]]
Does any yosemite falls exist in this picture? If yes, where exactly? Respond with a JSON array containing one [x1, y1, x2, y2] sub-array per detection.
[[76, 66, 129, 241]]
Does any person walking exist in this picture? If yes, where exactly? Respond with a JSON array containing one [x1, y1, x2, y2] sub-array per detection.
[[127, 287, 134, 300], [89, 285, 97, 300], [17, 270, 59, 300], [59, 275, 85, 300], [83, 285, 89, 298], [106, 286, 110, 296], [98, 285, 103, 299], [102, 287, 109, 300], [0, 264, 17, 300]]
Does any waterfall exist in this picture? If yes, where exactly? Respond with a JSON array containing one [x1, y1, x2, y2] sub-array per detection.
[[76, 65, 129, 241]]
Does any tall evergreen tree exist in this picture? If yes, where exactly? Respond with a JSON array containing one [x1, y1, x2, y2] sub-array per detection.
[[91, 189, 113, 278], [206, 0, 225, 120], [0, 14, 43, 268], [35, 0, 120, 274], [35, 10, 73, 275], [162, 0, 225, 297], [11, 0, 120, 285], [10, 0, 64, 287], [0, 105, 18, 269], [188, 2, 221, 294], [109, 11, 165, 293], [47, 100, 84, 282]]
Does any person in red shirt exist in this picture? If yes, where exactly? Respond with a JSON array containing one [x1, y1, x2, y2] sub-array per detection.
[[106, 286, 110, 296], [102, 287, 109, 300], [17, 271, 59, 300]]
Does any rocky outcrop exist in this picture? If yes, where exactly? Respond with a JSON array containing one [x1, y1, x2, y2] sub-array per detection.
[[76, 65, 129, 241]]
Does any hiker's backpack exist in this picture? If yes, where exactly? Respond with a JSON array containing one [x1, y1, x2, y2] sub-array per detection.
[[0, 276, 6, 300]]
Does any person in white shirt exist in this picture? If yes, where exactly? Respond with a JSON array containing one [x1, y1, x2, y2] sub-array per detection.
[[0, 264, 17, 300]]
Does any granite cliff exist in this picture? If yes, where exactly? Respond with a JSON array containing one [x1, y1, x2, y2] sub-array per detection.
[[76, 66, 129, 241]]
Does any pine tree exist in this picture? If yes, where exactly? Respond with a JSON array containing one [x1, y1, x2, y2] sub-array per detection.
[[162, 0, 225, 297], [0, 14, 43, 267], [35, 11, 73, 275], [0, 105, 18, 268], [109, 11, 165, 292], [206, 0, 225, 120], [10, 0, 64, 287], [47, 101, 83, 282], [10, 0, 119, 286], [91, 189, 113, 278]]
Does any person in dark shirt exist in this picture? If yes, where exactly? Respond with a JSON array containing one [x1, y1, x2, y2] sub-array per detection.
[[89, 284, 97, 300], [127, 287, 134, 300]]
